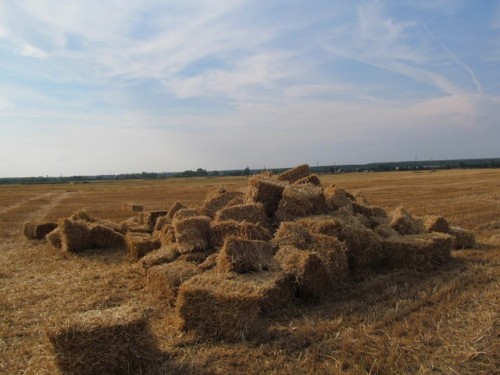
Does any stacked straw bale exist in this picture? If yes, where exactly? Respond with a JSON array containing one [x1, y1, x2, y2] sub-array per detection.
[[24, 221, 58, 240], [173, 208, 201, 221], [201, 190, 244, 218], [167, 201, 186, 219], [390, 206, 424, 235], [89, 224, 125, 249], [139, 246, 180, 272], [142, 210, 168, 231], [59, 219, 92, 253], [275, 184, 327, 221], [449, 226, 476, 249], [210, 221, 271, 249], [422, 215, 450, 233], [294, 174, 321, 186], [277, 164, 311, 183], [126, 233, 160, 260], [46, 227, 62, 249], [324, 186, 355, 212], [216, 238, 275, 273], [173, 216, 212, 253], [214, 203, 267, 226], [246, 175, 285, 216]]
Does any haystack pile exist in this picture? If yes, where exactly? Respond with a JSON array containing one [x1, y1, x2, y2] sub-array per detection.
[[26, 164, 476, 344]]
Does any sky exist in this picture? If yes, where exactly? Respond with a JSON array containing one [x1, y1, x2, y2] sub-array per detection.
[[0, 0, 499, 177]]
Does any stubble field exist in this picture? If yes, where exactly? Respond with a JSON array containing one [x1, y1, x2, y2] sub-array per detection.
[[0, 169, 499, 374]]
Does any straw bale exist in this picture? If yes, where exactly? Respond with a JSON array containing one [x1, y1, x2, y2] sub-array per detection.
[[167, 201, 186, 219], [217, 238, 275, 273], [158, 223, 176, 246], [381, 232, 452, 268], [173, 208, 201, 221], [123, 203, 144, 212], [47, 227, 62, 249], [24, 221, 58, 240], [89, 224, 125, 249], [390, 206, 424, 235], [277, 164, 311, 183], [126, 233, 161, 261], [201, 190, 244, 218], [154, 215, 170, 232], [309, 233, 348, 283], [214, 203, 267, 226], [119, 216, 151, 234], [146, 260, 201, 305], [176, 271, 293, 340], [143, 210, 168, 231], [294, 174, 321, 186], [275, 184, 327, 221], [70, 209, 94, 222], [45, 304, 158, 375], [173, 216, 212, 253], [210, 220, 272, 249], [273, 221, 312, 250], [140, 246, 180, 272], [274, 246, 333, 300], [353, 191, 370, 205], [324, 186, 354, 212], [246, 175, 286, 216], [59, 219, 92, 253], [449, 226, 476, 249], [178, 251, 214, 264], [423, 215, 450, 233], [353, 203, 388, 219], [374, 224, 400, 238], [199, 253, 219, 271], [226, 196, 245, 207]]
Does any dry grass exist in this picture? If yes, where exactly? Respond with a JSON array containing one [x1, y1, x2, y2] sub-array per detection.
[[0, 170, 499, 374]]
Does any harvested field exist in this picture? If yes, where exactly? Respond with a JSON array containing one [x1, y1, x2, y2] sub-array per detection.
[[0, 170, 499, 374]]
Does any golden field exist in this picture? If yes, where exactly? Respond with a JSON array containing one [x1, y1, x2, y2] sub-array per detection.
[[0, 169, 499, 374]]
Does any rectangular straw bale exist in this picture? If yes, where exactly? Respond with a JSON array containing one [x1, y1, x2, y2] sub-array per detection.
[[294, 174, 321, 186], [173, 208, 201, 221], [143, 210, 168, 231], [154, 215, 170, 232], [158, 223, 176, 246], [89, 224, 125, 249], [449, 226, 475, 249], [46, 227, 62, 249], [59, 219, 92, 253], [423, 215, 450, 233], [390, 206, 424, 235], [201, 190, 244, 218], [374, 224, 400, 238], [275, 184, 327, 221], [277, 164, 311, 183], [273, 221, 312, 250], [217, 238, 275, 273], [126, 233, 161, 261], [176, 271, 293, 340], [123, 203, 144, 212], [24, 221, 58, 240], [214, 203, 267, 226], [246, 176, 285, 216], [211, 220, 272, 249], [167, 201, 186, 219], [274, 246, 334, 300], [70, 209, 94, 222], [177, 251, 213, 264], [353, 203, 388, 219], [381, 232, 452, 268], [324, 186, 355, 212], [199, 253, 219, 271], [173, 216, 212, 253], [309, 233, 348, 283], [146, 260, 201, 305], [45, 304, 157, 375], [140, 246, 180, 272]]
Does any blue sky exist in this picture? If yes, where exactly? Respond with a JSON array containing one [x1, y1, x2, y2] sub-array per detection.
[[0, 0, 499, 177]]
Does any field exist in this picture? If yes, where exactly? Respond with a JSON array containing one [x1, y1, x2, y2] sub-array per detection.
[[0, 169, 499, 374]]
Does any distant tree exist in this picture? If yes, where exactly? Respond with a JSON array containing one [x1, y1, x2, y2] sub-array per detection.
[[243, 167, 250, 176]]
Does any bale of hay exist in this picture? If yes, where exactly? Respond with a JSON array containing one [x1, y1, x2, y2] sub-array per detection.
[[173, 216, 212, 253], [373, 224, 400, 238], [449, 226, 476, 249], [46, 227, 62, 249], [176, 271, 293, 340], [324, 186, 354, 212], [353, 191, 370, 205], [217, 238, 275, 273], [273, 221, 312, 250], [126, 233, 161, 261], [24, 221, 58, 240], [146, 260, 201, 305], [167, 201, 186, 219], [423, 215, 450, 233], [201, 190, 244, 218], [246, 175, 286, 216], [119, 216, 151, 234], [277, 164, 311, 183], [139, 246, 180, 272], [142, 210, 168, 231], [177, 250, 213, 264], [353, 203, 388, 219], [309, 233, 348, 283], [275, 184, 327, 221], [214, 203, 267, 226], [70, 209, 94, 222], [89, 224, 125, 249], [59, 219, 92, 253], [154, 216, 170, 232], [390, 206, 424, 235], [123, 203, 144, 212], [173, 208, 201, 221], [199, 253, 219, 271], [45, 304, 158, 375], [381, 232, 452, 267], [158, 224, 176, 246], [211, 221, 272, 249], [294, 174, 321, 186], [274, 246, 334, 300]]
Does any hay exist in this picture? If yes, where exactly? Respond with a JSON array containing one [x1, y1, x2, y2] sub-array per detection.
[[275, 184, 327, 221], [123, 203, 144, 212], [146, 260, 201, 305], [373, 224, 400, 238], [70, 209, 94, 222], [167, 201, 186, 219], [273, 221, 312, 250], [217, 238, 275, 273], [199, 253, 219, 271], [177, 250, 213, 264], [201, 190, 244, 218], [45, 304, 158, 375], [46, 227, 62, 249], [119, 216, 151, 234], [449, 226, 476, 249], [277, 164, 311, 183], [274, 246, 333, 300], [246, 175, 285, 216], [59, 219, 92, 253], [158, 224, 176, 246], [173, 216, 212, 253], [139, 246, 180, 272], [309, 233, 348, 283], [422, 215, 450, 233], [390, 206, 424, 235], [381, 232, 452, 267], [142, 210, 168, 231], [353, 203, 388, 219], [24, 221, 58, 240], [176, 271, 293, 341], [88, 224, 125, 249], [214, 203, 267, 226], [126, 233, 161, 261], [154, 216, 170, 232], [324, 186, 354, 212], [211, 221, 272, 249], [173, 208, 201, 221], [294, 174, 321, 186]]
